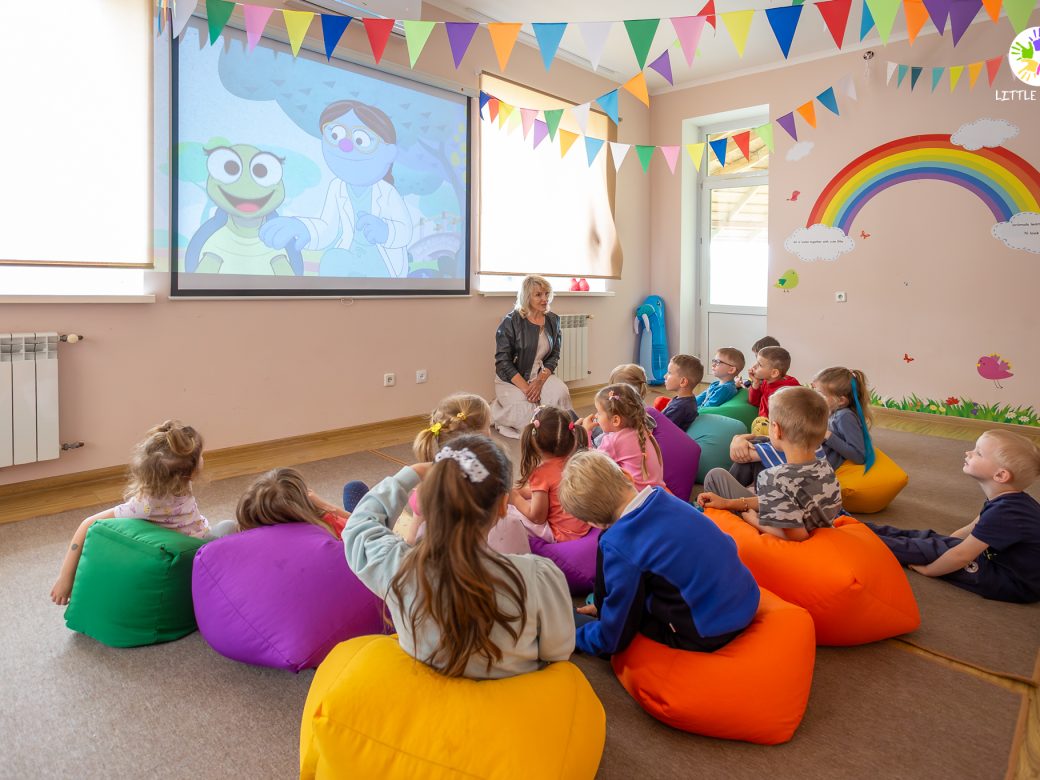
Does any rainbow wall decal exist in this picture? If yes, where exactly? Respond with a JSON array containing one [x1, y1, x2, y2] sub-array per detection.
[[807, 134, 1040, 233]]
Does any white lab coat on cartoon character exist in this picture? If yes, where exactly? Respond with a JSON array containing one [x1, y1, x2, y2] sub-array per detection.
[[297, 179, 412, 279]]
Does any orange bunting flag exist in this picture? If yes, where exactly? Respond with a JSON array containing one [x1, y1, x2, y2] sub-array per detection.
[[967, 61, 984, 88], [622, 72, 650, 107], [981, 0, 1002, 21], [488, 22, 522, 71], [487, 97, 500, 123], [903, 0, 929, 44], [363, 18, 395, 64], [685, 142, 706, 172], [559, 129, 579, 158], [796, 100, 817, 128], [732, 130, 752, 160]]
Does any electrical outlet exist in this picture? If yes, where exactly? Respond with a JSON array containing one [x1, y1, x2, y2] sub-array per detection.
[[415, 369, 428, 384], [835, 291, 848, 303], [383, 373, 396, 387]]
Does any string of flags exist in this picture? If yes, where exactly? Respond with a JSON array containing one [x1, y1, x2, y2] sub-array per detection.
[[884, 56, 1004, 91], [478, 73, 856, 174], [158, 0, 1040, 77]]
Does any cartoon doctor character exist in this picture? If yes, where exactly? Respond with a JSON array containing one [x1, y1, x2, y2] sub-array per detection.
[[260, 100, 413, 278]]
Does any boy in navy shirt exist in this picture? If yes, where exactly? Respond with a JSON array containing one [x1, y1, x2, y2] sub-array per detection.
[[661, 354, 703, 432], [865, 430, 1040, 603], [559, 450, 759, 656]]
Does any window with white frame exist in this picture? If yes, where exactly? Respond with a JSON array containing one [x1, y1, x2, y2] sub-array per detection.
[[0, 0, 152, 294], [478, 74, 620, 287]]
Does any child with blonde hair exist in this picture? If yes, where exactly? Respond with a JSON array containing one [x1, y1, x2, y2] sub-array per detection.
[[812, 366, 875, 470], [582, 383, 666, 491], [395, 393, 528, 553], [866, 430, 1040, 603], [51, 420, 237, 605], [608, 363, 649, 400], [510, 406, 591, 542], [236, 468, 354, 539], [343, 435, 575, 678]]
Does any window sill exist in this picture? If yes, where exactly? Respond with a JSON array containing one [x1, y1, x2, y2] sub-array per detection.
[[0, 294, 156, 304], [478, 290, 615, 297]]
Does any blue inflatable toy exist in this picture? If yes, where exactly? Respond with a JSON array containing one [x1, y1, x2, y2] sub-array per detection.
[[635, 295, 668, 386]]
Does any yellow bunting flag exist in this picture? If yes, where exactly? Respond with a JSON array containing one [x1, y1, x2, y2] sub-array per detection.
[[622, 72, 650, 107], [505, 106, 522, 133], [949, 65, 964, 91], [488, 22, 523, 71], [559, 129, 579, 158], [967, 61, 984, 88], [282, 10, 314, 57], [796, 100, 817, 128], [498, 102, 514, 129], [719, 10, 755, 57], [685, 142, 706, 172]]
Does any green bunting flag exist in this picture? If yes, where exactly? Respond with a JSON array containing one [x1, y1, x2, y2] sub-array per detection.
[[635, 144, 656, 172], [624, 19, 661, 70], [544, 109, 564, 141], [206, 0, 235, 44]]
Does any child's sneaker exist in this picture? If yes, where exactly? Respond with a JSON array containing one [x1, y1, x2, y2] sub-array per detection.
[[342, 481, 371, 513]]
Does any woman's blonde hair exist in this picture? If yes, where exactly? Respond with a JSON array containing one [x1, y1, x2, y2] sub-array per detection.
[[812, 367, 874, 428], [125, 420, 203, 500], [413, 393, 492, 461], [608, 363, 648, 400], [517, 405, 589, 487], [236, 468, 336, 535], [389, 435, 527, 678], [514, 275, 552, 319], [559, 450, 632, 527], [595, 383, 663, 481]]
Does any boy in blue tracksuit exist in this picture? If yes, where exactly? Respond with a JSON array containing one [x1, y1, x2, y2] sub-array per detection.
[[559, 450, 760, 656]]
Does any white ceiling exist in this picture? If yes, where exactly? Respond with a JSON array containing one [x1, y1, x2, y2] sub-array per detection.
[[427, 0, 964, 92]]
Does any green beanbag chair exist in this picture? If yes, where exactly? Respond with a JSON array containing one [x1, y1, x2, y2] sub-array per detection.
[[63, 518, 207, 647], [688, 413, 748, 483], [697, 387, 758, 432]]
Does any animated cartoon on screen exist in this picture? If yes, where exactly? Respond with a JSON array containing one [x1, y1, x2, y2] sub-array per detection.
[[184, 143, 303, 275]]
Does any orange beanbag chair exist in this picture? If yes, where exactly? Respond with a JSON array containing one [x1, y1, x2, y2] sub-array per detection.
[[704, 509, 920, 646], [836, 447, 909, 513], [611, 589, 815, 745], [301, 635, 605, 779]]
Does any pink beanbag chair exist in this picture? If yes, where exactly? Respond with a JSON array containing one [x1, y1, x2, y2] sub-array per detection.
[[528, 528, 601, 595], [192, 523, 390, 672], [647, 407, 702, 502]]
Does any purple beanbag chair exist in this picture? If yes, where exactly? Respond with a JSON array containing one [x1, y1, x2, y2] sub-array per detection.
[[528, 528, 601, 595], [192, 523, 389, 672], [648, 407, 702, 502]]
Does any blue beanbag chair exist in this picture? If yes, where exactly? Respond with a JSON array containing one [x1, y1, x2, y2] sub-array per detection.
[[647, 407, 701, 502], [192, 523, 390, 672], [688, 413, 748, 483]]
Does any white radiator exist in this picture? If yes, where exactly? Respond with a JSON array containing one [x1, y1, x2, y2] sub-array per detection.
[[558, 315, 591, 383], [0, 332, 59, 467]]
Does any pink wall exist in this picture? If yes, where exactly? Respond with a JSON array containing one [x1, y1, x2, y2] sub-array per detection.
[[651, 19, 1039, 425], [0, 11, 651, 485]]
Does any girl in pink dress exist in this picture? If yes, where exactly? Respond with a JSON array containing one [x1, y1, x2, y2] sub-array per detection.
[[582, 383, 666, 492]]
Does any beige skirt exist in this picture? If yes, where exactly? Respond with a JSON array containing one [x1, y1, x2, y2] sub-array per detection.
[[491, 373, 573, 438]]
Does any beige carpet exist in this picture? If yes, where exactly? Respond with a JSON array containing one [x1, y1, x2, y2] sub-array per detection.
[[0, 426, 1036, 779]]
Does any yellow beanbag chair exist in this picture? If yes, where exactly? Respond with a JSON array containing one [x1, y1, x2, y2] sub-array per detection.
[[300, 635, 605, 779], [836, 447, 909, 514], [611, 589, 815, 745], [705, 509, 920, 646]]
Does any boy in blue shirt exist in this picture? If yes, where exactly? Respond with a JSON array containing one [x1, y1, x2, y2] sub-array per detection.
[[696, 347, 745, 408], [661, 354, 703, 431], [865, 430, 1040, 603], [559, 450, 760, 656]]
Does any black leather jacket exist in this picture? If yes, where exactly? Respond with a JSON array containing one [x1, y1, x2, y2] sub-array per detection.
[[494, 310, 562, 383]]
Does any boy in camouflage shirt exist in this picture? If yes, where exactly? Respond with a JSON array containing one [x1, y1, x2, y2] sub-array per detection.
[[697, 387, 842, 541]]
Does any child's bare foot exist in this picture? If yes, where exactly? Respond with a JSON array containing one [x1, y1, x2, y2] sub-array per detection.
[[50, 575, 73, 605]]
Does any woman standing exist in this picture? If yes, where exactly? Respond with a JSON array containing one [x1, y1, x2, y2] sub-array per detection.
[[491, 276, 573, 437]]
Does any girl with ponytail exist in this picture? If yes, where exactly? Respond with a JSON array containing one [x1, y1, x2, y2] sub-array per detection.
[[811, 367, 876, 472], [342, 435, 574, 679], [51, 420, 237, 605], [582, 383, 666, 491]]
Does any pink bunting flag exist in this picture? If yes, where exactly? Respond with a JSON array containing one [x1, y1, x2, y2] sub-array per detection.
[[243, 5, 274, 51], [648, 50, 674, 85], [670, 15, 707, 66], [533, 120, 549, 149], [660, 145, 680, 173], [520, 108, 537, 139]]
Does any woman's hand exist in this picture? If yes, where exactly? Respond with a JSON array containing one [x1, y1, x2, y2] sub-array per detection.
[[525, 377, 544, 403]]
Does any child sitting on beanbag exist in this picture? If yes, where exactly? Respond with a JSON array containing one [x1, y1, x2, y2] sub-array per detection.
[[865, 430, 1040, 603], [237, 468, 357, 539], [559, 450, 759, 656]]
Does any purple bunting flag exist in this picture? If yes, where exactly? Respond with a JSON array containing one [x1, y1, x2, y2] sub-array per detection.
[[648, 50, 674, 85], [776, 112, 798, 141], [445, 22, 478, 68]]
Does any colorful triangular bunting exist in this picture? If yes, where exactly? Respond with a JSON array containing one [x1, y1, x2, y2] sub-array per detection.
[[838, 73, 858, 99], [732, 131, 751, 160], [610, 142, 631, 172], [578, 21, 613, 71], [817, 86, 840, 115], [859, 0, 876, 40], [533, 120, 548, 149], [777, 112, 798, 141], [931, 66, 945, 90], [753, 123, 774, 152], [949, 0, 982, 44], [585, 137, 605, 165], [981, 0, 1002, 21], [635, 145, 655, 172], [623, 72, 650, 108], [488, 22, 522, 71], [985, 56, 1002, 85], [903, 0, 930, 43], [532, 22, 568, 70], [520, 108, 537, 138], [720, 11, 755, 56], [765, 5, 803, 59], [671, 15, 707, 66], [244, 5, 274, 52], [796, 100, 817, 127], [897, 63, 910, 86], [206, 0, 234, 44], [403, 20, 435, 67], [559, 129, 579, 158], [922, 0, 951, 34], [596, 90, 619, 124], [863, 0, 901, 43], [479, 91, 491, 115], [362, 18, 395, 64], [708, 137, 728, 166], [698, 0, 718, 29], [543, 109, 564, 141], [967, 61, 984, 88], [283, 10, 313, 57], [686, 143, 706, 171], [816, 0, 853, 48], [909, 65, 924, 90], [445, 22, 478, 68], [572, 102, 591, 135], [648, 50, 674, 85], [887, 61, 898, 83], [624, 19, 661, 70], [321, 14, 351, 60], [949, 64, 964, 90], [657, 145, 678, 173]]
